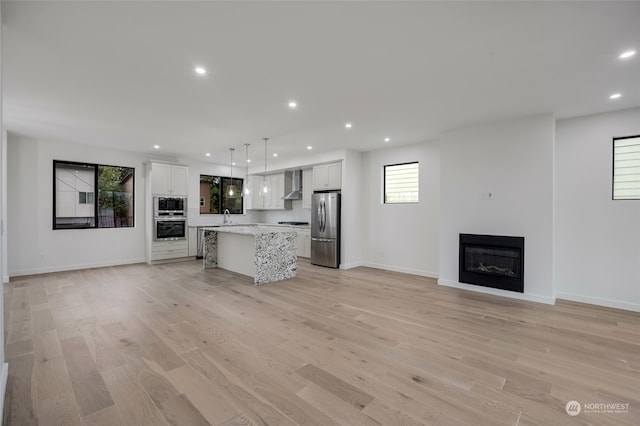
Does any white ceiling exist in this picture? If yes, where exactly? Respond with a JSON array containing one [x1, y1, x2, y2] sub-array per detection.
[[3, 1, 640, 166]]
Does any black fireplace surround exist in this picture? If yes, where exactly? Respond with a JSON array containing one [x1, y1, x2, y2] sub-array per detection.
[[459, 234, 524, 293]]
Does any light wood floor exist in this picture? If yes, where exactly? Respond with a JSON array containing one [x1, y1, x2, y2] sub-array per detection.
[[3, 259, 639, 426]]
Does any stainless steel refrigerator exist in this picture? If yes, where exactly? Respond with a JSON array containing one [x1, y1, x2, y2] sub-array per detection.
[[311, 192, 341, 268]]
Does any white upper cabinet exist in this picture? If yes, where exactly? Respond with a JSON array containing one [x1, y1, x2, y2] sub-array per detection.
[[302, 169, 313, 209], [247, 172, 290, 210], [313, 162, 342, 191], [150, 163, 188, 196]]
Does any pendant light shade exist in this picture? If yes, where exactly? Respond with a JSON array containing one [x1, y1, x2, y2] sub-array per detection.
[[227, 148, 237, 197], [242, 143, 251, 197], [260, 138, 271, 197]]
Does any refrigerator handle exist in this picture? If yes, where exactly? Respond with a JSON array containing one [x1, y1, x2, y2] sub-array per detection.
[[317, 201, 323, 233], [321, 201, 326, 232]]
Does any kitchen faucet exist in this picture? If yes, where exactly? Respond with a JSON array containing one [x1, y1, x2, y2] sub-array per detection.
[[223, 209, 231, 224]]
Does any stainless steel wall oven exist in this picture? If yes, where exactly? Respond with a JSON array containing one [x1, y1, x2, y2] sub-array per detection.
[[154, 218, 187, 241], [154, 197, 186, 216]]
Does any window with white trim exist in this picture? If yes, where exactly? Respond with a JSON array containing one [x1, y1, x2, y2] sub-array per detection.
[[613, 135, 640, 200], [384, 162, 419, 204]]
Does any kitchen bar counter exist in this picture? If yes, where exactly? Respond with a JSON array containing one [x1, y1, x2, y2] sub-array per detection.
[[203, 225, 297, 285], [189, 222, 309, 229]]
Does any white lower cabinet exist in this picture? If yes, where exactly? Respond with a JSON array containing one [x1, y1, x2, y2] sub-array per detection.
[[150, 240, 188, 261], [295, 228, 311, 258], [188, 228, 197, 257]]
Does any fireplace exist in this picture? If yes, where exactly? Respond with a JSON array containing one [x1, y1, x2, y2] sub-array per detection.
[[459, 234, 524, 293]]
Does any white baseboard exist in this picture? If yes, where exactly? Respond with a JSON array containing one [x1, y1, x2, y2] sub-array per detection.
[[360, 262, 439, 279], [339, 262, 363, 270], [0, 362, 8, 422], [556, 292, 640, 313], [8, 258, 147, 278], [438, 279, 556, 305]]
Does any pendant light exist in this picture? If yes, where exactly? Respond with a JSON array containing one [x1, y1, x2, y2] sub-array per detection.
[[227, 148, 237, 197], [242, 143, 251, 197], [260, 137, 271, 197]]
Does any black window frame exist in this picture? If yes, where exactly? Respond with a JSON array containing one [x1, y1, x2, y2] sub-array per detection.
[[383, 161, 420, 204], [53, 160, 135, 230], [199, 174, 244, 215], [613, 134, 640, 201]]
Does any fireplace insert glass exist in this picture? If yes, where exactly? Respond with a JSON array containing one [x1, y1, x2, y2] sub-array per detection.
[[459, 234, 524, 293]]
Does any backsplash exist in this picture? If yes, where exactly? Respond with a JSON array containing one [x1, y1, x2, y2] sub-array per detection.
[[258, 200, 312, 224], [186, 200, 310, 226]]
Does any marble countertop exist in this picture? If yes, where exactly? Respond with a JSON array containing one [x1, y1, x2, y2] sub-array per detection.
[[206, 225, 297, 236], [203, 224, 297, 285], [190, 223, 310, 230]]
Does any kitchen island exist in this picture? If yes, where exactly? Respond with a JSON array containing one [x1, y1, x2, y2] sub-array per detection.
[[203, 225, 297, 285]]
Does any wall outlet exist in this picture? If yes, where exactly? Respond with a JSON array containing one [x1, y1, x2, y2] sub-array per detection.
[[481, 192, 493, 200]]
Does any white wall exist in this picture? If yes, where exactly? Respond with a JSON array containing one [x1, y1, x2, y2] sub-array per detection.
[[7, 134, 149, 276], [0, 2, 8, 414], [555, 107, 640, 312], [341, 150, 363, 269], [361, 141, 440, 277], [439, 114, 555, 304]]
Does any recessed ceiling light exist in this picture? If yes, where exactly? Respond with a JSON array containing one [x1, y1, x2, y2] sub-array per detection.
[[288, 101, 297, 109], [246, 159, 251, 163], [205, 153, 211, 157], [609, 93, 622, 99], [194, 66, 207, 75], [384, 137, 391, 143], [273, 153, 278, 157], [232, 162, 236, 166], [619, 50, 636, 59], [345, 123, 353, 129], [153, 145, 160, 149], [307, 146, 312, 150]]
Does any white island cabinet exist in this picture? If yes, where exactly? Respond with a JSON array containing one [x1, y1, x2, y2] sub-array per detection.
[[203, 225, 297, 285]]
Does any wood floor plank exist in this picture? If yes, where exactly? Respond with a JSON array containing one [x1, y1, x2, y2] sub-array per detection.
[[59, 335, 114, 416], [4, 353, 38, 425], [361, 398, 428, 426], [4, 260, 640, 426], [181, 348, 297, 426], [295, 363, 375, 410], [296, 383, 380, 426], [5, 338, 33, 360], [159, 393, 210, 426], [164, 364, 240, 425], [34, 355, 74, 403], [220, 414, 256, 426], [38, 391, 82, 426], [80, 404, 126, 426], [102, 364, 169, 426]]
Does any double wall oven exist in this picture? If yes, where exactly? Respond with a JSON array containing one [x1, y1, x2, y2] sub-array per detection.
[[153, 197, 187, 241]]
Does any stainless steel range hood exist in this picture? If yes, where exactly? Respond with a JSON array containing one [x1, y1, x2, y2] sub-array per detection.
[[283, 170, 303, 200]]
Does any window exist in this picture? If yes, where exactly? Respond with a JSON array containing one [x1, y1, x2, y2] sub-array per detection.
[[613, 135, 640, 200], [199, 175, 243, 214], [53, 160, 135, 229], [384, 162, 419, 204], [78, 192, 94, 204]]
